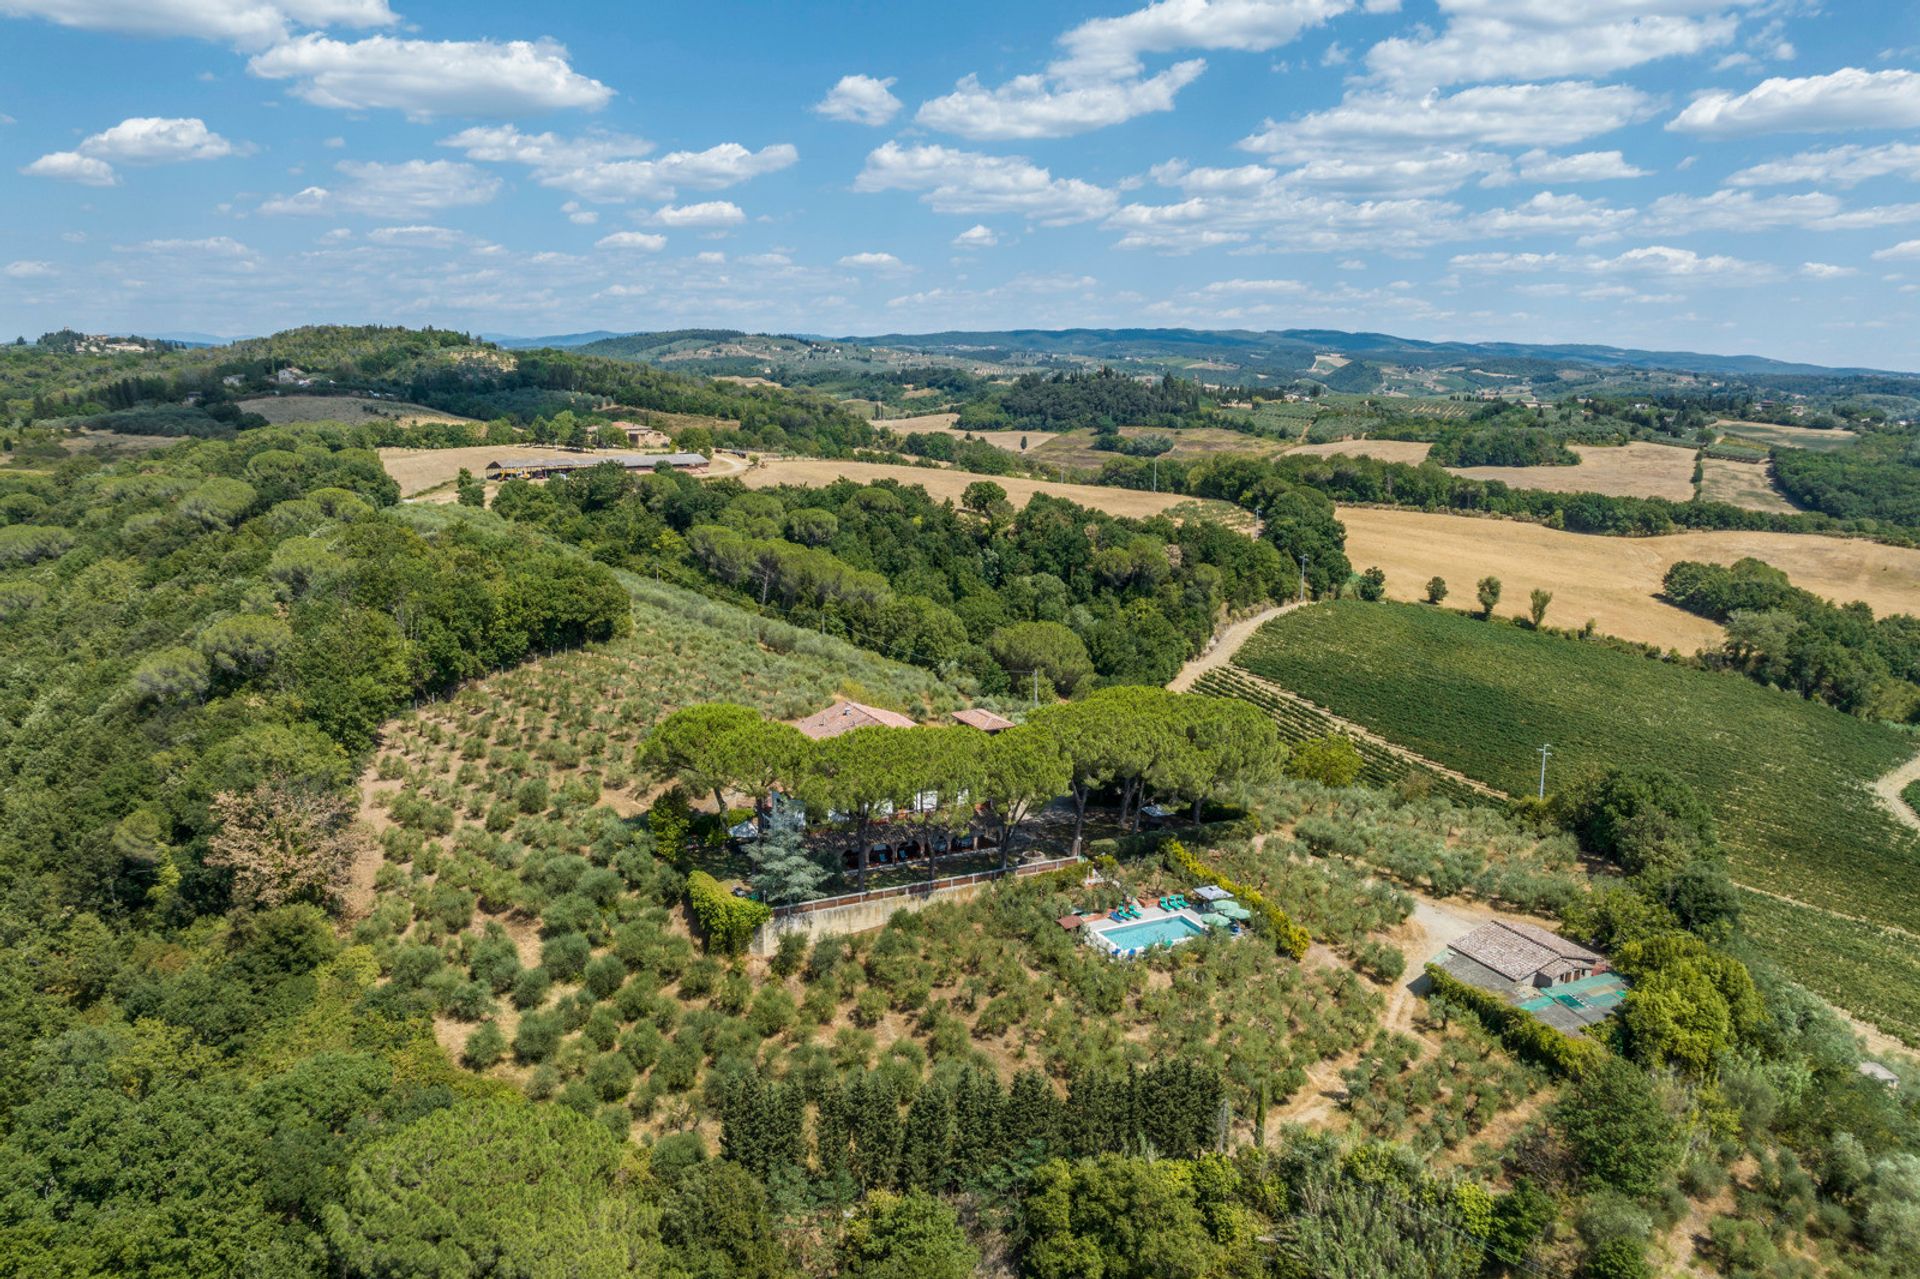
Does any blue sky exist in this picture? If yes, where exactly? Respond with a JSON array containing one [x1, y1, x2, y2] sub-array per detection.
[[2, 0, 1919, 367]]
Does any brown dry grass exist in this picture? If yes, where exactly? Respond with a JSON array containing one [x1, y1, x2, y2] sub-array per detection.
[[1338, 506, 1920, 650], [1284, 439, 1434, 464], [1699, 457, 1801, 514], [738, 457, 1199, 517], [1447, 442, 1696, 501], [1714, 418, 1858, 452], [241, 394, 475, 426], [873, 413, 1055, 453], [379, 445, 569, 497], [1031, 426, 1288, 472]]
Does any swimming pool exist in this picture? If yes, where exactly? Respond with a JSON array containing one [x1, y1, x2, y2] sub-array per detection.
[[1097, 914, 1207, 952]]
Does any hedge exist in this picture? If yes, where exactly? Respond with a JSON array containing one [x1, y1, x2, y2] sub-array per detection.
[[1423, 963, 1605, 1078], [686, 870, 771, 955], [1164, 839, 1311, 960]]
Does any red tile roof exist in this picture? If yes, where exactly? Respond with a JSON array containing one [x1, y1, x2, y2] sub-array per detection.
[[951, 708, 1016, 732], [791, 698, 918, 741]]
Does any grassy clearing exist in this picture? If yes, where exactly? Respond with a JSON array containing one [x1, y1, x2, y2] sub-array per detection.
[[1698, 457, 1801, 514], [240, 393, 476, 425], [1027, 426, 1289, 472], [1446, 442, 1696, 502], [1713, 419, 1859, 452], [1227, 601, 1920, 1037]]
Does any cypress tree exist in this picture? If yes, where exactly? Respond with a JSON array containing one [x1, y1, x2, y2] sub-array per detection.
[[768, 1082, 806, 1173], [814, 1078, 851, 1180], [1006, 1069, 1058, 1163], [950, 1070, 1005, 1181], [900, 1080, 955, 1192]]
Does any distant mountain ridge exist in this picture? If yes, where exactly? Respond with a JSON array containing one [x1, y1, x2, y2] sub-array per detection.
[[842, 327, 1910, 379], [486, 325, 1917, 381]]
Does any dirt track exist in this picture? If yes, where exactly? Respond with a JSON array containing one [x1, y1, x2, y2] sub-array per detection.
[[1168, 603, 1303, 692]]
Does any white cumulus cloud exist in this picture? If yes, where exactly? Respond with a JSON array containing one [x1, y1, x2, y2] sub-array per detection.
[[260, 158, 499, 218], [0, 0, 395, 50], [23, 116, 239, 185], [441, 126, 795, 202], [4, 259, 57, 278], [248, 34, 613, 118], [648, 201, 746, 228], [1512, 149, 1649, 183], [813, 74, 901, 126], [597, 231, 667, 250], [838, 251, 907, 270], [1365, 1, 1749, 89], [1670, 68, 1920, 136], [1243, 82, 1656, 156], [21, 151, 118, 185], [918, 0, 1350, 140], [856, 141, 1117, 224], [952, 224, 999, 248], [917, 62, 1204, 141], [1728, 142, 1920, 188], [1872, 240, 1920, 261]]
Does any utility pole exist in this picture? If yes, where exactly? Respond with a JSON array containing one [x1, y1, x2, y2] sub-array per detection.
[[1536, 743, 1552, 799], [1031, 669, 1040, 710], [1296, 552, 1308, 603]]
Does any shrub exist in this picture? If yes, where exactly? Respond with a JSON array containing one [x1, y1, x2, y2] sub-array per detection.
[[462, 1021, 507, 1069], [513, 1011, 564, 1063], [749, 985, 796, 1039], [1423, 964, 1603, 1078], [1286, 736, 1363, 788], [770, 930, 809, 978], [584, 953, 627, 1001], [514, 777, 550, 814], [541, 932, 591, 982], [511, 967, 552, 1010], [686, 870, 770, 956], [587, 1052, 636, 1102]]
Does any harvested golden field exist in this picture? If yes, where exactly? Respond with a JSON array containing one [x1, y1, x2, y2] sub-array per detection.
[[1336, 507, 1920, 651], [872, 413, 1054, 452], [1031, 426, 1288, 472], [1447, 442, 1696, 501], [1699, 457, 1801, 514], [1714, 418, 1858, 452], [1284, 439, 1434, 463], [737, 457, 1199, 517], [240, 394, 475, 426], [380, 445, 563, 498], [382, 445, 748, 500]]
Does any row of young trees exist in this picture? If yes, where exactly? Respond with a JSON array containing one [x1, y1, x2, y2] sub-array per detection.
[[718, 1061, 1225, 1195], [642, 687, 1284, 898]]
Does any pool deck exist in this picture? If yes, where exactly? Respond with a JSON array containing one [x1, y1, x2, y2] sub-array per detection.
[[1085, 905, 1213, 956]]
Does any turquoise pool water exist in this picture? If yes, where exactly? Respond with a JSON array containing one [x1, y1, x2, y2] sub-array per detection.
[[1099, 915, 1206, 950]]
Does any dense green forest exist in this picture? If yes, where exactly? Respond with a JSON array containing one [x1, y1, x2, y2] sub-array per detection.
[[485, 462, 1323, 689], [1663, 558, 1920, 719], [1772, 428, 1920, 526]]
